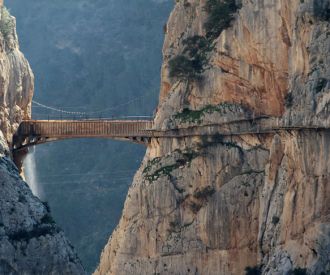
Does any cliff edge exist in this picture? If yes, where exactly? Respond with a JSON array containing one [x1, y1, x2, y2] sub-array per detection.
[[96, 0, 329, 274], [0, 5, 85, 274]]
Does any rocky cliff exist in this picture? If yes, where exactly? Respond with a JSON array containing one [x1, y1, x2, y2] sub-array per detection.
[[0, 5, 85, 274], [96, 0, 330, 274]]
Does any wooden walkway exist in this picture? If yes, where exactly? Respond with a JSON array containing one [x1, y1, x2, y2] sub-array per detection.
[[13, 120, 154, 151], [12, 118, 329, 151]]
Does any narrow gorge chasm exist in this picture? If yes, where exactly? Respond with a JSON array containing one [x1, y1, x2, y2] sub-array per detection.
[[0, 4, 85, 274], [0, 0, 329, 275], [95, 0, 330, 274]]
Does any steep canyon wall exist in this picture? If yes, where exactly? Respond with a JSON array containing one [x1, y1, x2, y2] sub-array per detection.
[[0, 6, 85, 274], [96, 0, 330, 274]]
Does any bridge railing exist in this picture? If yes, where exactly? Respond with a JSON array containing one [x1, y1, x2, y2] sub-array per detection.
[[30, 114, 154, 121]]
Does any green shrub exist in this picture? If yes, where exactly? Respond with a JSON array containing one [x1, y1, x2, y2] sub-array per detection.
[[143, 149, 199, 183], [0, 7, 14, 40], [245, 266, 262, 275], [41, 213, 56, 225], [284, 93, 294, 108], [189, 202, 202, 213], [8, 225, 59, 242], [182, 35, 210, 57], [42, 201, 51, 213], [173, 102, 246, 124], [169, 55, 202, 79], [313, 1, 330, 22], [314, 78, 327, 93], [169, 35, 210, 80], [173, 105, 220, 123], [204, 0, 241, 40], [18, 194, 26, 203], [289, 268, 308, 275], [272, 216, 280, 225], [169, 1, 241, 80], [194, 186, 215, 199], [173, 107, 205, 124]]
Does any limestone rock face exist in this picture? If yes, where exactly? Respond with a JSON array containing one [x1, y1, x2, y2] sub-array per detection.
[[96, 0, 329, 274], [0, 7, 85, 274], [0, 6, 33, 143], [0, 151, 85, 275]]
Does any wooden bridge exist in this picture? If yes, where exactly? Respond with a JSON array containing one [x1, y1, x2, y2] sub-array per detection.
[[12, 118, 329, 151], [13, 120, 154, 151]]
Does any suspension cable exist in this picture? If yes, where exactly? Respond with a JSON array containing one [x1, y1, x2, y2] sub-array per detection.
[[32, 91, 157, 116]]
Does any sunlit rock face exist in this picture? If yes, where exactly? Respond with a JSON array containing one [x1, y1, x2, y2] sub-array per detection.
[[0, 6, 33, 143], [0, 7, 85, 274], [96, 0, 330, 274]]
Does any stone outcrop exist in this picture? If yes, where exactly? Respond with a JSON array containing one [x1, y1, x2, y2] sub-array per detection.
[[0, 5, 33, 143], [0, 6, 85, 274], [96, 0, 329, 274]]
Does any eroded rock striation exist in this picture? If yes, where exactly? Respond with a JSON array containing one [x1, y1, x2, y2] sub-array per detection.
[[0, 6, 85, 274], [96, 0, 329, 274]]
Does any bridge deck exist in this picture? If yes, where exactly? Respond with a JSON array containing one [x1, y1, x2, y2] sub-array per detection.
[[13, 120, 154, 150], [13, 118, 330, 151], [17, 120, 154, 138]]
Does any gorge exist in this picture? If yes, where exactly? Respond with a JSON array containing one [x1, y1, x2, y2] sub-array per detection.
[[6, 0, 172, 273], [0, 0, 329, 275]]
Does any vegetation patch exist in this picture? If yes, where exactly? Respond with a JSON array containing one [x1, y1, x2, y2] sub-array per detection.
[[173, 102, 242, 124], [284, 93, 294, 108], [0, 7, 14, 41], [313, 1, 330, 22], [143, 157, 162, 174], [204, 0, 241, 40], [189, 201, 203, 214], [245, 265, 262, 275], [169, 35, 210, 80], [271, 216, 280, 225], [42, 201, 51, 213], [289, 267, 307, 275], [8, 225, 59, 243], [41, 213, 56, 225], [289, 268, 308, 275], [314, 78, 327, 93], [169, 1, 241, 81], [173, 107, 205, 124], [18, 194, 26, 203], [143, 149, 199, 183], [193, 186, 215, 199], [145, 164, 178, 182], [169, 219, 181, 232]]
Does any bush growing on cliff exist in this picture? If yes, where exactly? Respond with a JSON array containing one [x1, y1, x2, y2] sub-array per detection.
[[0, 7, 14, 40], [169, 35, 210, 80], [289, 268, 307, 275], [169, 55, 202, 79], [41, 213, 56, 225], [284, 93, 294, 108], [245, 266, 262, 275], [313, 1, 330, 22], [8, 225, 60, 242], [169, 1, 242, 80], [204, 0, 241, 40]]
